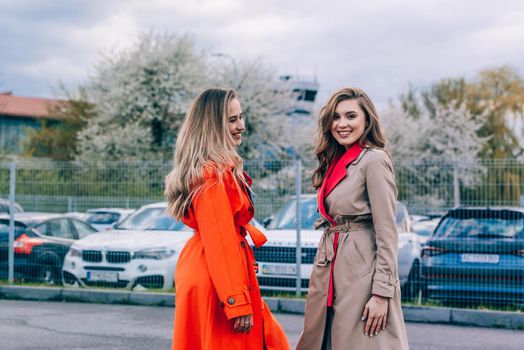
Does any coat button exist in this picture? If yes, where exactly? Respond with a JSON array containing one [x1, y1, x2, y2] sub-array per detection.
[[228, 297, 236, 305]]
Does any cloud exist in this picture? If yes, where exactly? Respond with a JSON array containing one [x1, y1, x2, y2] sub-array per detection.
[[1, 0, 523, 107]]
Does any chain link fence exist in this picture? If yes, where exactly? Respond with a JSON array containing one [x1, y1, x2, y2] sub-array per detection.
[[1, 158, 524, 309]]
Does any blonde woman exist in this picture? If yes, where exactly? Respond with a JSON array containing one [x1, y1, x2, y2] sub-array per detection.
[[296, 87, 409, 349], [165, 88, 290, 350]]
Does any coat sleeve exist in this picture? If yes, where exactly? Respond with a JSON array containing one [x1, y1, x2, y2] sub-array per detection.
[[193, 174, 253, 320], [365, 150, 399, 299]]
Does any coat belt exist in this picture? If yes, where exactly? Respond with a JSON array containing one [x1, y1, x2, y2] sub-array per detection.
[[316, 221, 373, 266], [240, 223, 267, 248]]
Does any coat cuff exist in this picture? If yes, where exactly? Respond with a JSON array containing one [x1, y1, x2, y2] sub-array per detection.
[[372, 273, 398, 299], [222, 290, 253, 320]]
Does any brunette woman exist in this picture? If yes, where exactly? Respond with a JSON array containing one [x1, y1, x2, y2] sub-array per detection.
[[296, 87, 409, 350]]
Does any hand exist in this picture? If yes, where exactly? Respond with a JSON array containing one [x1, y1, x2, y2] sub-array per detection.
[[232, 314, 253, 333], [361, 295, 388, 338]]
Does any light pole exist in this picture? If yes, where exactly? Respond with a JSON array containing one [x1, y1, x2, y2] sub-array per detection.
[[211, 52, 238, 88]]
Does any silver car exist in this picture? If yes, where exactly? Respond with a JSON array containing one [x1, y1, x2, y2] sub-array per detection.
[[255, 194, 422, 299], [85, 208, 136, 231]]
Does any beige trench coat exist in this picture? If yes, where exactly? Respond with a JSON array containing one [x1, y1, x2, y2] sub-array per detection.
[[296, 147, 409, 350]]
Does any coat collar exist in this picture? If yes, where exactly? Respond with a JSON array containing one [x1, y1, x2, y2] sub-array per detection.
[[317, 143, 364, 224]]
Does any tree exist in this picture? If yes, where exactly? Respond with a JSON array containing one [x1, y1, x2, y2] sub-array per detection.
[[209, 57, 297, 159], [400, 66, 524, 159], [76, 33, 299, 162], [468, 66, 524, 159], [23, 87, 95, 161], [77, 33, 208, 161], [383, 97, 487, 211], [395, 66, 524, 207]]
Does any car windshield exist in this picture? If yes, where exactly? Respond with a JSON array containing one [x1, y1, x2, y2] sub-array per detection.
[[115, 207, 187, 231], [268, 197, 408, 231], [144, 213, 188, 231], [434, 213, 524, 239], [412, 220, 440, 236], [115, 207, 164, 230], [268, 197, 319, 230], [87, 212, 120, 225]]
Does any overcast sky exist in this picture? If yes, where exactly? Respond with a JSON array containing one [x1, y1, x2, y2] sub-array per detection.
[[1, 0, 524, 108]]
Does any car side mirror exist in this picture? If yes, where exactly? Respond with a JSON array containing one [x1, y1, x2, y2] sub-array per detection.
[[262, 216, 273, 228]]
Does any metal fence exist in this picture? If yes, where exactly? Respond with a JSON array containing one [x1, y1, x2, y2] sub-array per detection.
[[1, 158, 524, 309]]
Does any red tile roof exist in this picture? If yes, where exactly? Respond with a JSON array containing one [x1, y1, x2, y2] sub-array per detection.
[[0, 92, 65, 119]]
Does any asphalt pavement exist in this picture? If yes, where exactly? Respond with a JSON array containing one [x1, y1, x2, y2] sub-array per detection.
[[1, 299, 523, 349]]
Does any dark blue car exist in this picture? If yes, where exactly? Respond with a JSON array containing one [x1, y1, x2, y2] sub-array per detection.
[[421, 207, 524, 305], [0, 213, 97, 285]]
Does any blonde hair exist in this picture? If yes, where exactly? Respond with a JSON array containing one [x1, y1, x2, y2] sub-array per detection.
[[164, 88, 245, 219], [312, 87, 387, 189]]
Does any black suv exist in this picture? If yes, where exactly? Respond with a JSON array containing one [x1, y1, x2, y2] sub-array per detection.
[[0, 213, 97, 284]]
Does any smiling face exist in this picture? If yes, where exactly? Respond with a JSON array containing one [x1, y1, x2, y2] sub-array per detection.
[[330, 99, 367, 150], [227, 98, 245, 146]]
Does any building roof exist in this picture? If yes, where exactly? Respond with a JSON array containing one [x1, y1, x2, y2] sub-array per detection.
[[0, 92, 65, 120]]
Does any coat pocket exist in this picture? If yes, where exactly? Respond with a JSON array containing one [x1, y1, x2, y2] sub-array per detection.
[[343, 240, 373, 278]]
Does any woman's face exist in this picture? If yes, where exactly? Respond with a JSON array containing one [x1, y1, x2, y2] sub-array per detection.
[[330, 99, 366, 150], [227, 98, 245, 146]]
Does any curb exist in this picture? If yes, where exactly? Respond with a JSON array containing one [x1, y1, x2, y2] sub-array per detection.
[[1, 285, 523, 330], [0, 285, 175, 307]]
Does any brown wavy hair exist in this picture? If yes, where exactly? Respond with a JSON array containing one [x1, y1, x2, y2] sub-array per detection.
[[312, 87, 387, 189]]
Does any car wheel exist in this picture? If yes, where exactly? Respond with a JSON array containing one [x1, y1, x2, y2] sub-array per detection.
[[403, 260, 421, 301], [37, 262, 61, 286], [62, 271, 80, 287]]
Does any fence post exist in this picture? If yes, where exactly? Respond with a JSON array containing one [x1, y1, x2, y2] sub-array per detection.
[[8, 162, 16, 284], [295, 158, 302, 296], [68, 196, 73, 213], [453, 165, 460, 207]]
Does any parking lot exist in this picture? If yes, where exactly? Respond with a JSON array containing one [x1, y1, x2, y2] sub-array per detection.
[[2, 299, 524, 350]]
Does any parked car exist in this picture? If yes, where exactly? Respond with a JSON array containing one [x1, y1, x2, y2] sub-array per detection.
[[0, 213, 98, 284], [420, 207, 524, 305], [62, 202, 192, 291], [254, 194, 422, 298], [64, 211, 90, 221], [412, 217, 441, 245], [0, 198, 24, 214], [85, 208, 135, 231]]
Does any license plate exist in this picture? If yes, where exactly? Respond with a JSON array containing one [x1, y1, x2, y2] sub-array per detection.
[[261, 264, 296, 276], [460, 254, 500, 264], [86, 271, 119, 282]]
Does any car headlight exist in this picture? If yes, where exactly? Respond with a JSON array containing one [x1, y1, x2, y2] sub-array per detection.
[[69, 246, 82, 258], [133, 248, 176, 260]]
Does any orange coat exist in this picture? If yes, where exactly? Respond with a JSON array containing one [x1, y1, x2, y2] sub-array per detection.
[[173, 168, 290, 350]]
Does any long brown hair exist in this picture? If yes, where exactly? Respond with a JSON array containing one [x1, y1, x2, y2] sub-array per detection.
[[164, 88, 245, 220], [312, 87, 387, 189]]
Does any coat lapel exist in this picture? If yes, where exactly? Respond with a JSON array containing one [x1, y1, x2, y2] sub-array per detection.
[[317, 156, 339, 225], [317, 143, 364, 224]]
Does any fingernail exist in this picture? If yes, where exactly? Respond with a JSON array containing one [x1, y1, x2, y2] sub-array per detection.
[[370, 334, 373, 338], [364, 333, 368, 336]]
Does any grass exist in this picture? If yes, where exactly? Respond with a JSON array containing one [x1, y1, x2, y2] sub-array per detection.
[[401, 296, 524, 313]]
